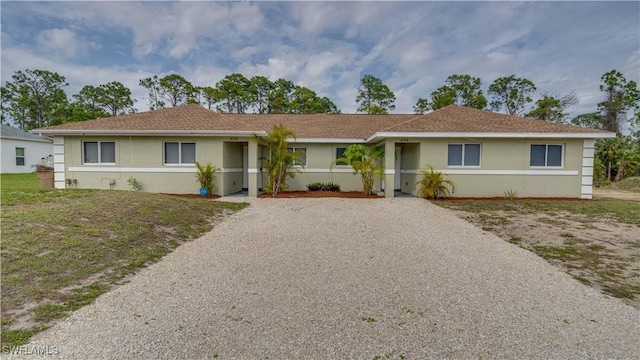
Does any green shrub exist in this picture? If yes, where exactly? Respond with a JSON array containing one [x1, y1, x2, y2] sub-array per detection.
[[332, 144, 384, 196], [127, 177, 143, 191], [307, 182, 324, 191], [324, 182, 341, 192], [255, 125, 302, 195], [306, 182, 342, 192], [611, 176, 640, 192], [414, 165, 456, 199], [195, 161, 219, 196]]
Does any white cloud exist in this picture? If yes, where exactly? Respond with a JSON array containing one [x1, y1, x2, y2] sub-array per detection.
[[36, 28, 82, 59], [1, 0, 638, 121]]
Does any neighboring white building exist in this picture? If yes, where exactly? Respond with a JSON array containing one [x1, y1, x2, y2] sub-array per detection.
[[1, 124, 53, 173]]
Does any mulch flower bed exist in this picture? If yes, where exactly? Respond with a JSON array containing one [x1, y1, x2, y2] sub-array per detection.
[[258, 191, 383, 198], [163, 191, 383, 199]]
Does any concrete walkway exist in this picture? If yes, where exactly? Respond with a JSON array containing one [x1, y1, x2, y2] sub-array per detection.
[[11, 198, 640, 359]]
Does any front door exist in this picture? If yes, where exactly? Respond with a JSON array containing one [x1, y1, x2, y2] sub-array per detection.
[[395, 146, 401, 190], [242, 146, 248, 190]]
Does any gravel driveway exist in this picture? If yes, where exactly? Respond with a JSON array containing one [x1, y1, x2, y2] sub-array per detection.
[[10, 198, 640, 359]]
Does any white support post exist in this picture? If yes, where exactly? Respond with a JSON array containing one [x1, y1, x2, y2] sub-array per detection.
[[581, 139, 595, 199], [53, 137, 66, 189]]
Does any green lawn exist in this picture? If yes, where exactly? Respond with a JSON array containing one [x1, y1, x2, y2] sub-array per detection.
[[0, 172, 40, 190], [0, 173, 248, 348]]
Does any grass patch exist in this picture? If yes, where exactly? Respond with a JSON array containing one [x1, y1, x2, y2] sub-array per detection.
[[436, 198, 640, 226], [1, 177, 248, 347], [603, 284, 640, 299], [610, 176, 640, 193], [507, 236, 522, 245], [432, 197, 640, 307], [0, 173, 39, 190]]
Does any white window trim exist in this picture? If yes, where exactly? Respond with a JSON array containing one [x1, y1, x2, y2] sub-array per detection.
[[82, 141, 116, 165], [16, 147, 25, 166], [447, 143, 481, 168], [530, 144, 564, 168], [287, 146, 307, 166], [163, 141, 197, 166]]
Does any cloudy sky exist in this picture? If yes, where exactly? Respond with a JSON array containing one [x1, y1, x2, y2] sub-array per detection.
[[1, 1, 638, 117]]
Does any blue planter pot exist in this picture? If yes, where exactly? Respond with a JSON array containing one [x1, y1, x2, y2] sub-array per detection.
[[199, 187, 208, 197]]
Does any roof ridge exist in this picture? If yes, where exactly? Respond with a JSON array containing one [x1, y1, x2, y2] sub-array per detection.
[[378, 109, 445, 132], [213, 110, 263, 131]]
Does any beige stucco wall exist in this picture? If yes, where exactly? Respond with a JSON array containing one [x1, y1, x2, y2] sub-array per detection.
[[63, 136, 236, 194], [410, 138, 584, 198], [275, 143, 383, 192], [59, 135, 588, 198]]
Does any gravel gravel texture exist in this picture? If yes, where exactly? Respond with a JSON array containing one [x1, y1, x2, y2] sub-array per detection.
[[7, 198, 640, 359]]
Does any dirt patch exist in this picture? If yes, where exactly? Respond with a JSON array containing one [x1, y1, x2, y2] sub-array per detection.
[[593, 189, 640, 201], [258, 191, 383, 198], [435, 200, 640, 309]]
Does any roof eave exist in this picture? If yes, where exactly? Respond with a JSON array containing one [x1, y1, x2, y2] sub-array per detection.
[[290, 138, 366, 143], [1, 135, 53, 143], [367, 131, 616, 142], [32, 129, 267, 137]]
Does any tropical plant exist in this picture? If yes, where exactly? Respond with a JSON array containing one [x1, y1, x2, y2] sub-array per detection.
[[306, 182, 341, 192], [414, 165, 456, 199], [195, 161, 219, 196], [323, 182, 341, 192], [127, 177, 143, 191], [255, 124, 303, 195], [333, 144, 384, 195], [597, 70, 640, 135], [504, 189, 519, 200], [594, 136, 640, 184], [307, 182, 324, 191]]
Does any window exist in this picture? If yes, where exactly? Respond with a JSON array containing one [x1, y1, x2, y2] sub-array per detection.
[[335, 147, 348, 165], [164, 142, 196, 164], [530, 144, 563, 167], [287, 147, 307, 166], [83, 142, 115, 164], [448, 144, 480, 166], [16, 147, 25, 166]]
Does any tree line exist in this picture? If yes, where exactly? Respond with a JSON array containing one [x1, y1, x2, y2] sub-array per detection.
[[1, 68, 638, 137], [1, 67, 637, 184], [0, 70, 346, 131]]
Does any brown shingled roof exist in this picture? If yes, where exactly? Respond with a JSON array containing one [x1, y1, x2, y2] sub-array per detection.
[[35, 103, 610, 138], [36, 104, 254, 132], [382, 105, 607, 134]]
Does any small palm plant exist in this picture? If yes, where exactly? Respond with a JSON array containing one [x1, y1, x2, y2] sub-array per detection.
[[255, 124, 303, 195], [195, 161, 219, 197], [414, 165, 456, 199], [332, 144, 384, 196]]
